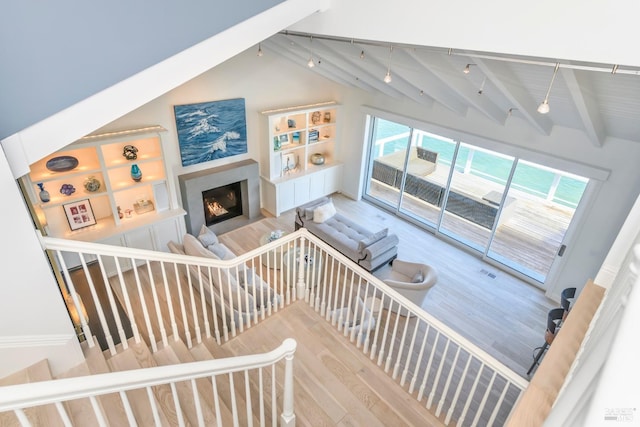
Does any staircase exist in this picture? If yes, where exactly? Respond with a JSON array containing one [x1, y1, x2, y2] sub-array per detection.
[[0, 332, 294, 426]]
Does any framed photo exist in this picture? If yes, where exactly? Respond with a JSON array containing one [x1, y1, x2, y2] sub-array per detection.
[[63, 199, 97, 231], [279, 134, 290, 146]]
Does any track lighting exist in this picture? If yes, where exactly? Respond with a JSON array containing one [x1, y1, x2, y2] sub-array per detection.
[[463, 63, 476, 74], [307, 35, 315, 68], [537, 63, 560, 114], [257, 43, 263, 57], [384, 45, 393, 83]]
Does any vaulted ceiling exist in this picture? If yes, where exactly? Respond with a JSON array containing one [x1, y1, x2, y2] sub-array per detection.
[[263, 31, 640, 147]]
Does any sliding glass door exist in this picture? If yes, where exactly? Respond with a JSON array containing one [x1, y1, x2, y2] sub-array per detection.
[[486, 160, 588, 282], [439, 144, 515, 251], [363, 116, 590, 287]]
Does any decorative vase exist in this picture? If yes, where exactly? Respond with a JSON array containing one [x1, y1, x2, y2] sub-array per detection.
[[83, 176, 101, 192], [310, 153, 325, 165], [130, 164, 142, 182], [37, 183, 50, 203]]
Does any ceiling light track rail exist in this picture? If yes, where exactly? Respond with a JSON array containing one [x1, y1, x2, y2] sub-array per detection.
[[279, 31, 640, 76]]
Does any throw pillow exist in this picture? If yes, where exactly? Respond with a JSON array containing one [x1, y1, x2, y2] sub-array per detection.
[[183, 234, 219, 259], [198, 224, 218, 247], [304, 197, 331, 220], [412, 271, 424, 283], [313, 200, 337, 223], [207, 243, 229, 260], [357, 228, 389, 252]]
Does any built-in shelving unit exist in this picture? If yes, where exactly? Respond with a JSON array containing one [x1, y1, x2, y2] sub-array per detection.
[[260, 102, 343, 216], [23, 126, 185, 249]]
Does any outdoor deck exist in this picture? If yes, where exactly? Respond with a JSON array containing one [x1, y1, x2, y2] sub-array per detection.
[[367, 164, 575, 281]]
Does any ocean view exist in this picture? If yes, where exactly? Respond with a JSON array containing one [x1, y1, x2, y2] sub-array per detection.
[[374, 119, 587, 209]]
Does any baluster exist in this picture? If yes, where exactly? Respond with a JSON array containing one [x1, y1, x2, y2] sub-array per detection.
[[175, 261, 192, 347], [159, 261, 180, 342], [352, 276, 366, 344], [129, 256, 156, 351], [207, 267, 222, 344], [88, 396, 107, 426], [336, 265, 350, 330], [376, 297, 394, 367], [95, 254, 127, 353], [487, 377, 510, 426], [53, 401, 73, 425], [271, 364, 277, 427], [244, 370, 253, 427], [113, 257, 141, 344], [229, 373, 239, 426], [369, 293, 386, 361], [169, 382, 185, 426], [436, 344, 462, 416], [120, 390, 137, 425], [457, 362, 484, 426], [325, 258, 337, 321], [384, 301, 402, 373], [296, 237, 307, 301], [392, 308, 411, 379], [216, 267, 230, 341], [239, 264, 251, 330], [258, 367, 266, 427], [211, 375, 223, 427], [319, 251, 330, 316], [195, 265, 212, 340], [470, 370, 497, 427], [401, 321, 421, 386], [445, 352, 473, 424], [146, 260, 168, 349], [418, 331, 442, 401], [426, 339, 451, 409], [234, 264, 245, 333], [78, 254, 111, 350], [191, 378, 205, 426], [345, 272, 357, 339], [409, 323, 431, 393], [186, 264, 202, 345]]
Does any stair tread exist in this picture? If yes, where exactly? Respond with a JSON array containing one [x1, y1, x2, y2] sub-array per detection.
[[79, 339, 131, 427], [107, 341, 174, 427], [154, 339, 223, 426], [0, 360, 65, 427]]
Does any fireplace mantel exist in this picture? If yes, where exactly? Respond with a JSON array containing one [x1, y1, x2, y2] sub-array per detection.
[[178, 159, 262, 235]]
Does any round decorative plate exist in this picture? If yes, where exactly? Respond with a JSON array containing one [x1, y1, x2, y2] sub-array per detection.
[[46, 156, 79, 172]]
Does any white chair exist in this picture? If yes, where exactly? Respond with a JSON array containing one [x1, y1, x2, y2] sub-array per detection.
[[381, 260, 438, 315], [330, 297, 376, 343]]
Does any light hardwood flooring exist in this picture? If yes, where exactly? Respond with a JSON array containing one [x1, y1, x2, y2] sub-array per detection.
[[219, 193, 558, 378]]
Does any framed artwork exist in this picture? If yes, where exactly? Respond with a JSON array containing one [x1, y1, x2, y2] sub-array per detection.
[[279, 134, 290, 146], [174, 98, 248, 166], [63, 199, 96, 231]]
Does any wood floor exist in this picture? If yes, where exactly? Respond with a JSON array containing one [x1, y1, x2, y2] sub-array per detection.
[[220, 194, 558, 378]]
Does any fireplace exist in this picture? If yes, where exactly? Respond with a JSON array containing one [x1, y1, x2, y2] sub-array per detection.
[[178, 159, 262, 235], [203, 182, 242, 226]]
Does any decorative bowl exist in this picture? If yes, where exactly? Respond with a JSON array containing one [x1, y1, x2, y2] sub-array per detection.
[[46, 156, 79, 172], [310, 153, 325, 165]]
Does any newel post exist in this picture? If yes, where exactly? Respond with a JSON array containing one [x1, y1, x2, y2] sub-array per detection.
[[280, 351, 296, 426], [296, 236, 307, 301]]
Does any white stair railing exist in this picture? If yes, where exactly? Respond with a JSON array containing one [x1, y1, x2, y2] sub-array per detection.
[[40, 228, 527, 426], [0, 338, 297, 427]]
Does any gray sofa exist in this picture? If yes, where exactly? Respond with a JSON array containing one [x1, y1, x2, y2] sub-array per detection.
[[295, 197, 399, 272]]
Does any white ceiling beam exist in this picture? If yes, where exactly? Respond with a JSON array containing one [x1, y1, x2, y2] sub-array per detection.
[[470, 57, 554, 136], [264, 38, 369, 91], [391, 49, 468, 116], [560, 69, 605, 147]]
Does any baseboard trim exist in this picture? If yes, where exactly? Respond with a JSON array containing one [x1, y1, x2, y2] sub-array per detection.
[[0, 333, 76, 349]]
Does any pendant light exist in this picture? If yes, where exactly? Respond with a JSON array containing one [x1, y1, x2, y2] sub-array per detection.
[[537, 63, 560, 114], [384, 45, 393, 83], [257, 43, 263, 57], [307, 36, 315, 68]]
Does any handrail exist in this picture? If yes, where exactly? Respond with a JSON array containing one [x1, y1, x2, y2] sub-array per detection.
[[0, 338, 296, 412], [39, 227, 527, 425]]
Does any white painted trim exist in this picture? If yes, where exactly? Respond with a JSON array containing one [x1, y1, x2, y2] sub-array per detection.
[[0, 334, 76, 349]]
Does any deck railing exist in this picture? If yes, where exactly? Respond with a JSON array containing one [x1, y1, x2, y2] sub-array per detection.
[[40, 228, 526, 426], [0, 338, 297, 427]]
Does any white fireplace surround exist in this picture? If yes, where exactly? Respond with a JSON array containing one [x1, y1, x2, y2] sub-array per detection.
[[178, 159, 262, 235]]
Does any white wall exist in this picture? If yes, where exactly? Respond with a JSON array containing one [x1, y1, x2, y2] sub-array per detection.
[[289, 0, 640, 68], [0, 150, 84, 377]]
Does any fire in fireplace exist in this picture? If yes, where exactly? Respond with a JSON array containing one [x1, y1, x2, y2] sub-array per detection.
[[202, 182, 243, 226]]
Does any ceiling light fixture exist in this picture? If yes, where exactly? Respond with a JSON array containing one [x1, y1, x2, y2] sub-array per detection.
[[478, 77, 487, 95], [507, 107, 518, 119], [257, 43, 263, 57], [360, 50, 365, 59], [463, 63, 475, 74], [537, 62, 560, 114], [307, 36, 315, 68], [384, 45, 393, 83]]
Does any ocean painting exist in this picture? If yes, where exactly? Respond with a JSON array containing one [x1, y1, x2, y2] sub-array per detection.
[[174, 98, 248, 166]]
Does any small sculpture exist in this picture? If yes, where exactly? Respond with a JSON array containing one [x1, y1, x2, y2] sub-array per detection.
[[122, 145, 138, 160]]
